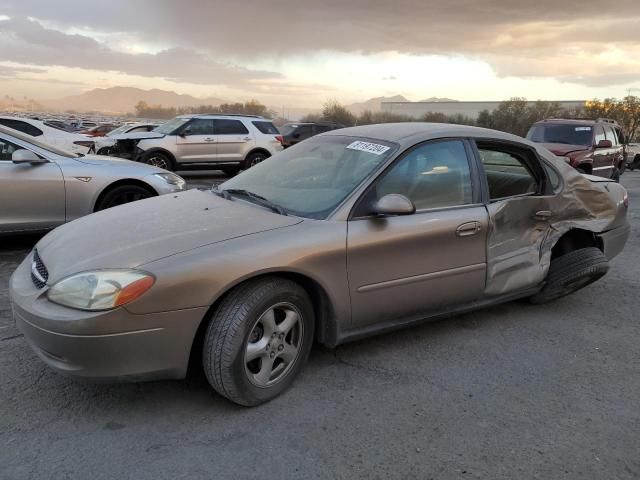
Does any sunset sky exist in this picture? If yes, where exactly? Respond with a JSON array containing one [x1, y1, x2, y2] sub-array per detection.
[[1, 0, 639, 106]]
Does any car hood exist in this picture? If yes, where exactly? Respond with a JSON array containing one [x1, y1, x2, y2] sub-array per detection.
[[74, 154, 138, 165], [541, 143, 590, 156], [36, 189, 302, 282]]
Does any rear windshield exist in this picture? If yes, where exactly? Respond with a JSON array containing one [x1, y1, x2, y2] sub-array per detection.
[[279, 124, 299, 135], [252, 121, 279, 135], [527, 124, 593, 147]]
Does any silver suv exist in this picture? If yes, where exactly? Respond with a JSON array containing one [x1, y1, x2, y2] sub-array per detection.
[[135, 114, 284, 174]]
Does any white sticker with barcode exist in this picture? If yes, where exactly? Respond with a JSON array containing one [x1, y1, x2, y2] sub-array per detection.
[[346, 141, 390, 155]]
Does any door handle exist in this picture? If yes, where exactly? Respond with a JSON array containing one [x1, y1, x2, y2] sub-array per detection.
[[243, 137, 251, 142], [456, 221, 481, 237], [533, 210, 552, 221], [204, 138, 215, 142]]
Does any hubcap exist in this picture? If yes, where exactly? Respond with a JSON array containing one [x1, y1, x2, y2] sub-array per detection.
[[250, 155, 265, 167], [146, 155, 168, 169], [244, 302, 303, 387]]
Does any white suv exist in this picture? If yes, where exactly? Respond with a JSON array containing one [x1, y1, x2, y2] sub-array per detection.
[[133, 114, 284, 174]]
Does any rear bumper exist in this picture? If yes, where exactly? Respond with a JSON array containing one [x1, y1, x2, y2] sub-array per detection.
[[598, 223, 630, 260]]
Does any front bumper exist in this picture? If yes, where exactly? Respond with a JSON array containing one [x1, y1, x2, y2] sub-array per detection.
[[10, 254, 206, 382]]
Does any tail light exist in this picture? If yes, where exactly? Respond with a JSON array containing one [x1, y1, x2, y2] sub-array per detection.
[[275, 135, 284, 145]]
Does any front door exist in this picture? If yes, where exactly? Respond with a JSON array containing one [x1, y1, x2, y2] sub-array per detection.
[[347, 139, 488, 328], [592, 125, 613, 178], [175, 119, 216, 163], [0, 139, 65, 233], [475, 140, 554, 295]]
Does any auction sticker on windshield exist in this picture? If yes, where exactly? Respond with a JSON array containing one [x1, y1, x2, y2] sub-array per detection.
[[346, 141, 390, 155]]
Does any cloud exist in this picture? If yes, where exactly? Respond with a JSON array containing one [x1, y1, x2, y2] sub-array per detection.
[[0, 17, 282, 86], [2, 0, 640, 88]]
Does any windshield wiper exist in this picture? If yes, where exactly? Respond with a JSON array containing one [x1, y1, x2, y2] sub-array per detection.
[[218, 188, 288, 216]]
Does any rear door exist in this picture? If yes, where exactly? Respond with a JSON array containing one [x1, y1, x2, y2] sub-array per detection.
[[0, 137, 65, 233], [347, 139, 488, 328], [604, 126, 623, 175], [475, 140, 555, 295], [175, 119, 216, 164], [214, 119, 253, 163]]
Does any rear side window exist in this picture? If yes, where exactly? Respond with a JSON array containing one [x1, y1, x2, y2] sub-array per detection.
[[0, 119, 43, 137], [479, 148, 538, 200], [252, 121, 279, 135], [594, 126, 606, 145], [214, 119, 249, 135], [314, 125, 332, 134], [376, 140, 473, 211]]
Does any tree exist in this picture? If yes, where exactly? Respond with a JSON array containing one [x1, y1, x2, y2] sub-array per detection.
[[321, 100, 356, 126]]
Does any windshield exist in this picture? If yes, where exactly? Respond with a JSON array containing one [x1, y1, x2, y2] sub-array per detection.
[[154, 117, 189, 135], [0, 126, 79, 158], [527, 124, 594, 146], [279, 124, 300, 136], [220, 136, 396, 219]]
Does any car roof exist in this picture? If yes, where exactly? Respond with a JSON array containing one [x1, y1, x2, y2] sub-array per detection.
[[322, 122, 528, 147], [176, 114, 268, 120], [534, 118, 620, 126]]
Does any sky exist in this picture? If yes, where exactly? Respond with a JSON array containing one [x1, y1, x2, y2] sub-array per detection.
[[0, 0, 639, 107]]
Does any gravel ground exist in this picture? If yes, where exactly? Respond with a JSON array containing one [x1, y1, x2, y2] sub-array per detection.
[[1, 172, 639, 480]]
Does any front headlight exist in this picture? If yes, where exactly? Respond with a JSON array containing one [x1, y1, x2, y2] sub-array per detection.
[[47, 270, 155, 311], [154, 173, 186, 189]]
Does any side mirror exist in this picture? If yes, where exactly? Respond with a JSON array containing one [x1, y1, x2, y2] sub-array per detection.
[[596, 139, 612, 149], [179, 128, 191, 137], [371, 194, 415, 216], [12, 149, 46, 164]]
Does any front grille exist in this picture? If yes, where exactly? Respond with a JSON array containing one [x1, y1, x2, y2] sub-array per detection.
[[30, 249, 49, 289]]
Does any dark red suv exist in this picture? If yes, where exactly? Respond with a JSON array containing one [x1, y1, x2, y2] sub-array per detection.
[[527, 118, 626, 181]]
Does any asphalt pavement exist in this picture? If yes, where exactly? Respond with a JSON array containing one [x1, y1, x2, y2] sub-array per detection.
[[1, 172, 639, 479]]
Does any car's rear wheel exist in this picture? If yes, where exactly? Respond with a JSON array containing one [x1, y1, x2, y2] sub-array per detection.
[[203, 277, 314, 406], [141, 151, 174, 171], [243, 151, 268, 170], [529, 247, 609, 304], [95, 184, 155, 211]]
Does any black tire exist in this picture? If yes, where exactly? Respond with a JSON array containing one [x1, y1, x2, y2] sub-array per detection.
[[529, 247, 609, 304], [576, 167, 588, 175], [203, 277, 315, 406], [95, 184, 155, 211], [141, 151, 175, 171], [243, 151, 268, 170], [96, 147, 110, 156]]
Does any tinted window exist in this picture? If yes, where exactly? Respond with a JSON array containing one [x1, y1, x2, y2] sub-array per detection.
[[314, 125, 332, 134], [295, 125, 313, 138], [0, 119, 43, 137], [0, 137, 21, 161], [594, 126, 606, 144], [185, 119, 214, 135], [215, 119, 249, 135], [544, 162, 562, 191], [479, 148, 538, 199], [252, 121, 279, 135], [604, 126, 619, 145], [376, 140, 472, 210], [527, 124, 593, 146]]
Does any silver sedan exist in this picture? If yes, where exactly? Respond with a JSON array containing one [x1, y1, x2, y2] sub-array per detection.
[[0, 125, 186, 234]]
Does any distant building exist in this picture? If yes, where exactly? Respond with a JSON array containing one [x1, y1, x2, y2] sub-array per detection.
[[381, 100, 588, 119]]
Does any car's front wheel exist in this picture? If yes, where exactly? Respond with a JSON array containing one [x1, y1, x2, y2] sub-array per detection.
[[203, 277, 314, 406], [95, 184, 155, 211], [141, 151, 175, 171]]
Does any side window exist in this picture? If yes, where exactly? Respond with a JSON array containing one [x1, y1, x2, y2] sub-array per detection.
[[479, 147, 538, 200], [185, 119, 214, 135], [0, 137, 21, 161], [0, 119, 43, 137], [375, 140, 473, 210], [296, 125, 313, 138], [314, 125, 332, 134], [594, 126, 606, 145], [543, 162, 562, 192], [214, 119, 249, 135], [604, 126, 619, 145], [129, 126, 149, 133]]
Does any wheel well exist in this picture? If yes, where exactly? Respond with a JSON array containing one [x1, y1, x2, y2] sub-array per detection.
[[245, 148, 271, 161], [187, 272, 338, 375], [551, 228, 603, 260], [93, 179, 158, 212], [142, 148, 177, 164], [576, 163, 592, 174]]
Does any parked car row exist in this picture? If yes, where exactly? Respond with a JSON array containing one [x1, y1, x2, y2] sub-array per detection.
[[0, 116, 95, 154]]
